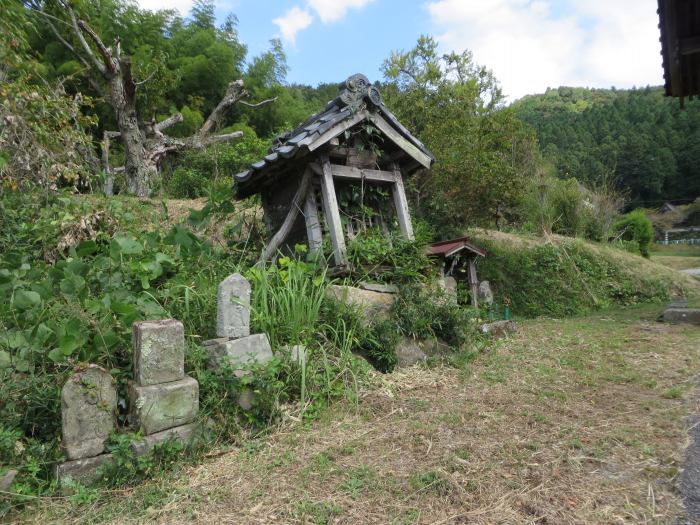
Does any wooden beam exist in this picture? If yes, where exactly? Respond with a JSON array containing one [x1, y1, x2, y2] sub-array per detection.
[[319, 154, 347, 266], [468, 258, 478, 309], [306, 110, 369, 152], [391, 163, 414, 240], [310, 162, 396, 183], [259, 167, 313, 262], [368, 114, 432, 169], [304, 185, 323, 256], [680, 35, 700, 56]]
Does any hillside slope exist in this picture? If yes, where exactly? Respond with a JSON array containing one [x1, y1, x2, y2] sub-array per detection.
[[468, 230, 700, 318]]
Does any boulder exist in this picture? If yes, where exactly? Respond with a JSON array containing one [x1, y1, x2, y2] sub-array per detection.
[[663, 308, 700, 325], [61, 365, 117, 460], [480, 320, 518, 338], [132, 319, 185, 386], [478, 281, 494, 306], [217, 273, 251, 338], [0, 469, 17, 492], [395, 338, 428, 368], [326, 285, 395, 320], [129, 376, 199, 435]]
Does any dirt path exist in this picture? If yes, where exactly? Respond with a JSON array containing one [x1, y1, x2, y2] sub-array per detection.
[[30, 306, 700, 524]]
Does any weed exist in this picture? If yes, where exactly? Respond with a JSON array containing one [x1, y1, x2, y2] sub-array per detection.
[[408, 470, 453, 495]]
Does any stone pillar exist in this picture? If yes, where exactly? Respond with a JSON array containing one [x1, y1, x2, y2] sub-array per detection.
[[205, 273, 274, 409], [217, 273, 251, 338], [56, 365, 117, 484], [128, 319, 199, 445]]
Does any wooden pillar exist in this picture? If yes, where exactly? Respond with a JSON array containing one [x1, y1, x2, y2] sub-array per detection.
[[319, 154, 347, 266], [468, 257, 479, 308], [391, 163, 414, 240], [304, 185, 323, 256]]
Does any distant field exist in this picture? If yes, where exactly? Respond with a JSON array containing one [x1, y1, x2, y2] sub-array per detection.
[[651, 244, 700, 257]]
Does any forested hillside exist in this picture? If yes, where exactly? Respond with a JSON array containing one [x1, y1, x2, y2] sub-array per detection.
[[515, 86, 700, 206]]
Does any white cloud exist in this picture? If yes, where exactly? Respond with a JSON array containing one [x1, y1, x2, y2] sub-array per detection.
[[307, 0, 375, 23], [273, 6, 314, 45], [427, 0, 663, 100]]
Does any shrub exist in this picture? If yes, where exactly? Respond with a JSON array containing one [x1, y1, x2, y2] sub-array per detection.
[[614, 209, 654, 257], [167, 167, 208, 198]]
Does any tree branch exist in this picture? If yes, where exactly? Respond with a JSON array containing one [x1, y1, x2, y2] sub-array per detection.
[[239, 96, 278, 108], [155, 113, 184, 132], [59, 2, 110, 76], [200, 131, 244, 146], [197, 79, 246, 138]]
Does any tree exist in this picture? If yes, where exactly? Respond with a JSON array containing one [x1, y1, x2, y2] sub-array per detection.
[[381, 36, 537, 231], [31, 0, 271, 197]]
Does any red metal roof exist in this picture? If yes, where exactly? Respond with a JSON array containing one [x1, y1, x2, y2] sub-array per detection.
[[426, 236, 487, 258]]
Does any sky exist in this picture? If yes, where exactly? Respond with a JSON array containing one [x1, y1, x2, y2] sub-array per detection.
[[134, 0, 664, 102]]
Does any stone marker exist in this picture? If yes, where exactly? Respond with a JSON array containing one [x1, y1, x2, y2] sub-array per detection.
[[395, 338, 428, 368], [130, 423, 198, 456], [326, 285, 395, 320], [478, 281, 494, 306], [663, 308, 700, 325], [133, 319, 185, 386], [61, 365, 117, 460], [206, 333, 273, 370], [217, 273, 251, 338], [55, 454, 113, 485], [129, 376, 199, 435]]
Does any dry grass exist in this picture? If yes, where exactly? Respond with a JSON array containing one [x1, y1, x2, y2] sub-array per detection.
[[22, 305, 700, 525]]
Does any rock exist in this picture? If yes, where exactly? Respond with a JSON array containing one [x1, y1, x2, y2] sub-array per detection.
[[480, 320, 518, 338], [359, 282, 399, 294], [395, 338, 428, 368], [237, 388, 255, 410], [438, 276, 458, 302], [130, 423, 198, 456], [206, 333, 273, 371], [132, 319, 185, 386], [0, 469, 17, 492], [129, 376, 199, 435], [663, 308, 700, 325], [478, 281, 494, 306], [217, 273, 251, 339], [55, 453, 113, 485], [61, 365, 117, 460], [280, 344, 307, 365], [326, 285, 395, 320]]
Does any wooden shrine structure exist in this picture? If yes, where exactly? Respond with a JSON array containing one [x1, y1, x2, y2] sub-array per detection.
[[658, 0, 700, 104], [234, 74, 435, 266], [427, 237, 487, 307]]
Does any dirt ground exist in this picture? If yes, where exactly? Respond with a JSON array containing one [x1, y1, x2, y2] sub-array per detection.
[[25, 305, 700, 525]]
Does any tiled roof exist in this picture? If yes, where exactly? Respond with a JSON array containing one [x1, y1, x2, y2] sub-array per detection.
[[234, 74, 434, 197], [426, 236, 487, 258]]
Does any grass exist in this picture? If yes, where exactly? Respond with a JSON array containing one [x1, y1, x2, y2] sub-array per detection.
[[22, 304, 700, 524]]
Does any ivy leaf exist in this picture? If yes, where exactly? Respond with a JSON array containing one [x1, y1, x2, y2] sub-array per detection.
[[111, 235, 143, 256], [0, 350, 10, 369], [47, 348, 65, 363], [76, 240, 99, 257]]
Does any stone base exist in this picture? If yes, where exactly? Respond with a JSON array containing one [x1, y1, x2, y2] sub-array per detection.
[[55, 453, 113, 485], [663, 308, 700, 325], [130, 423, 198, 456], [129, 376, 199, 435], [480, 320, 518, 338], [206, 333, 273, 370]]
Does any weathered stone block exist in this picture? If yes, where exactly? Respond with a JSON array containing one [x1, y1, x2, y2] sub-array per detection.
[[130, 423, 198, 456], [129, 376, 199, 435], [217, 273, 251, 338], [55, 453, 113, 485], [326, 285, 395, 320], [663, 308, 700, 325], [478, 281, 494, 306], [359, 282, 399, 294], [133, 319, 185, 386], [61, 365, 117, 460], [206, 333, 273, 370], [395, 338, 428, 368], [0, 469, 17, 492]]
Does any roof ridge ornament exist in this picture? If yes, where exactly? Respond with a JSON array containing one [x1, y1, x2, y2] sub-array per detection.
[[337, 73, 382, 108]]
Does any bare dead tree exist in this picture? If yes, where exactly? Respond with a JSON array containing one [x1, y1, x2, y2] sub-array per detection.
[[33, 1, 275, 197]]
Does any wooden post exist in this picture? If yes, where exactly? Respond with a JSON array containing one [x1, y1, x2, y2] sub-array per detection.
[[304, 186, 323, 256], [391, 163, 414, 240], [319, 154, 347, 266], [468, 257, 479, 308]]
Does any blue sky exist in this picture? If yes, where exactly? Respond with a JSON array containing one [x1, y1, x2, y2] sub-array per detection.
[[136, 0, 664, 102]]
